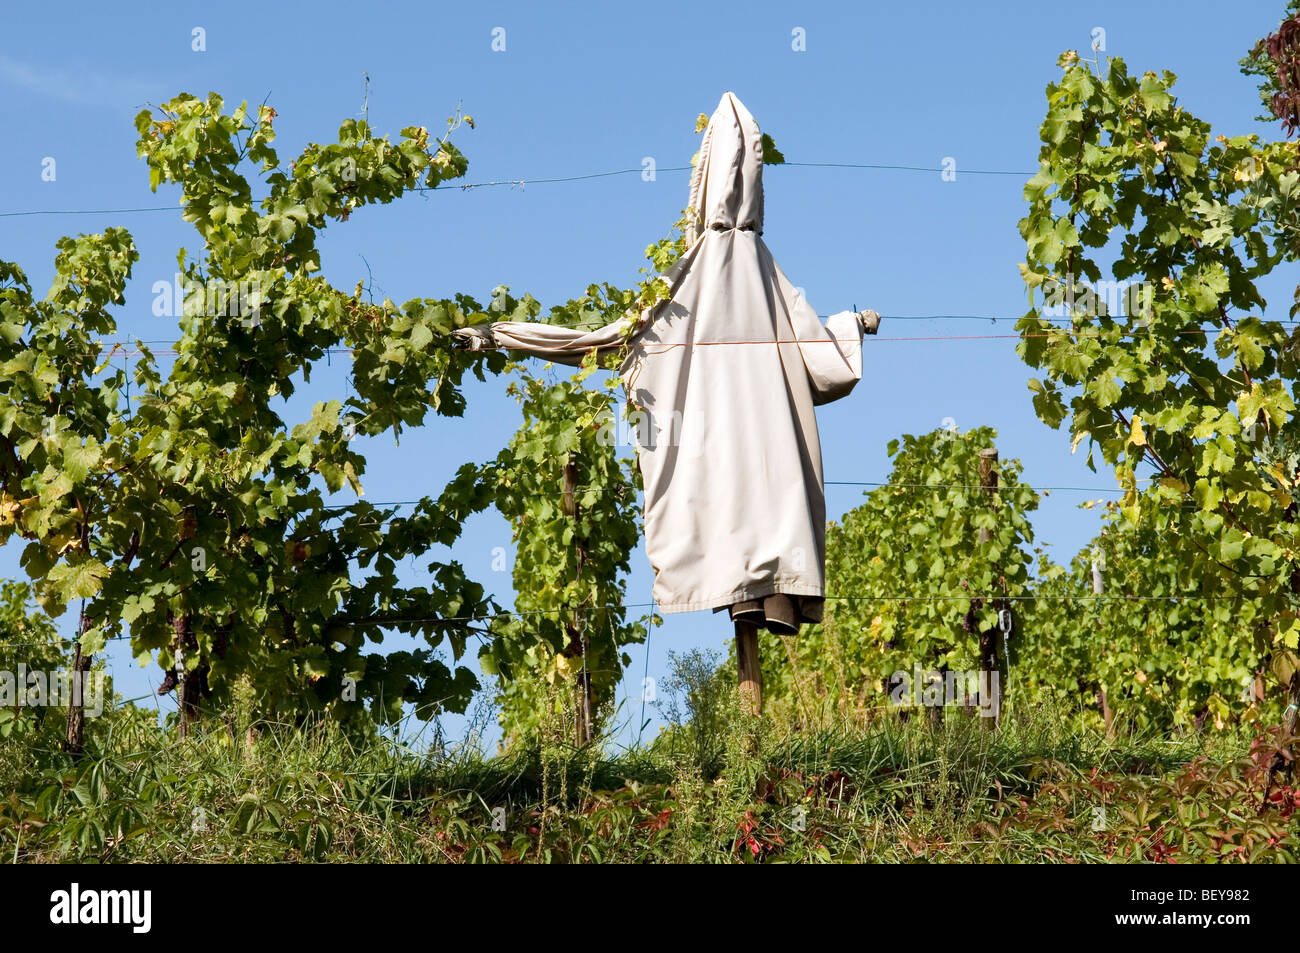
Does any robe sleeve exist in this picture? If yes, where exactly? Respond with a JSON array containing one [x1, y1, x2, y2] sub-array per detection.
[[483, 241, 703, 366], [802, 310, 863, 405], [788, 303, 864, 406], [766, 256, 865, 405], [485, 316, 633, 367]]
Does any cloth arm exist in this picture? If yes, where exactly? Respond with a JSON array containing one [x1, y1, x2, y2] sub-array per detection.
[[457, 243, 699, 365], [769, 259, 877, 404], [452, 316, 633, 367], [796, 308, 870, 405]]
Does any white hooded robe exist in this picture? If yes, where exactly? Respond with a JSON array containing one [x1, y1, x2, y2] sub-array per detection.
[[475, 92, 866, 618]]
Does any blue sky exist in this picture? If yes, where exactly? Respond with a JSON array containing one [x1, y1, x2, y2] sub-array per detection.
[[0, 0, 1293, 746]]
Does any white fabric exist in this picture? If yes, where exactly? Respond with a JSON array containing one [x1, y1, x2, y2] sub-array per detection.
[[482, 92, 867, 614]]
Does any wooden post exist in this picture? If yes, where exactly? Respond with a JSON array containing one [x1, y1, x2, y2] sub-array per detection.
[[1275, 566, 1300, 776], [734, 620, 763, 717], [1280, 672, 1300, 766], [172, 612, 200, 738], [977, 448, 1001, 729], [1090, 549, 1115, 734], [63, 606, 90, 757], [1271, 487, 1300, 777], [561, 455, 594, 745], [929, 664, 946, 729]]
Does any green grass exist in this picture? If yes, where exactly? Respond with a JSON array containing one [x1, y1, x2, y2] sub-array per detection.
[[1, 690, 1295, 863]]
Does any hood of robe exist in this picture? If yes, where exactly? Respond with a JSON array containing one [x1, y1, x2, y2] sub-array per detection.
[[685, 92, 765, 243]]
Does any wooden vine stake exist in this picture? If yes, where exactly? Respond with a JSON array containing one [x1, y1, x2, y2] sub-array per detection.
[[172, 512, 202, 740], [1091, 548, 1115, 735], [62, 604, 90, 757], [171, 611, 201, 739], [562, 454, 594, 745], [1271, 472, 1300, 778], [977, 447, 1001, 730], [1273, 554, 1300, 777], [734, 620, 763, 718]]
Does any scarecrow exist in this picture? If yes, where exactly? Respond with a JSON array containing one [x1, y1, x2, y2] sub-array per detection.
[[455, 92, 878, 711]]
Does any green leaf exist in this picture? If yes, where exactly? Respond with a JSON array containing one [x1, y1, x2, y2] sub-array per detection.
[[47, 559, 108, 601]]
